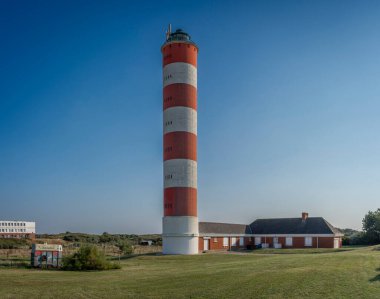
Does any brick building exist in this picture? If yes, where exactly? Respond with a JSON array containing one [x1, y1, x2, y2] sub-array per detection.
[[199, 213, 343, 251]]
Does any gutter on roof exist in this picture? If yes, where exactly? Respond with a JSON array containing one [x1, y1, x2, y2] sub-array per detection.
[[250, 234, 337, 237], [199, 233, 341, 237], [199, 233, 249, 237], [334, 233, 344, 237]]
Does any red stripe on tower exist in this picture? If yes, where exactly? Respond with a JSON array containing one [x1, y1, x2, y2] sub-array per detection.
[[163, 84, 197, 110], [162, 26, 199, 255], [163, 132, 197, 161]]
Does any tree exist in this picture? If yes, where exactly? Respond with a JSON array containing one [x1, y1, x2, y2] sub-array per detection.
[[362, 208, 380, 244]]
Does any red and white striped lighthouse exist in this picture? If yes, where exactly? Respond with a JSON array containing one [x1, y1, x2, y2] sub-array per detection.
[[161, 27, 199, 254]]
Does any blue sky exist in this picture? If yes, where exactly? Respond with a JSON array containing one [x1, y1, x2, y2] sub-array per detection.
[[1, 0, 379, 233]]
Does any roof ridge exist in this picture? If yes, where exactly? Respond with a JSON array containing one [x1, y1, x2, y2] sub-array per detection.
[[249, 217, 338, 235], [199, 221, 248, 226], [255, 217, 323, 221]]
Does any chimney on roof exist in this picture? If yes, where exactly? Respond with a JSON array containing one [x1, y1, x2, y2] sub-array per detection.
[[302, 212, 309, 221]]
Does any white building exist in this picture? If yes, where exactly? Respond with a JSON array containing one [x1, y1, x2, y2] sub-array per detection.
[[0, 221, 36, 239]]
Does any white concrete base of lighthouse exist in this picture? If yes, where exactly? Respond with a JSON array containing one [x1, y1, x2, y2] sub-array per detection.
[[162, 235, 198, 255], [162, 216, 199, 255]]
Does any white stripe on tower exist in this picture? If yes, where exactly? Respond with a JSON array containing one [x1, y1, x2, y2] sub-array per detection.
[[163, 107, 197, 135], [164, 159, 197, 189], [162, 28, 199, 255], [163, 62, 197, 88]]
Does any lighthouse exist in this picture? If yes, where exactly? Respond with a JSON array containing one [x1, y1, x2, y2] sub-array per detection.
[[161, 26, 199, 254]]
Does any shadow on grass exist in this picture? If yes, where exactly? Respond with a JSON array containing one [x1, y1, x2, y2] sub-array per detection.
[[370, 275, 380, 282], [369, 267, 380, 282], [109, 252, 161, 261], [250, 248, 354, 255], [0, 260, 29, 269]]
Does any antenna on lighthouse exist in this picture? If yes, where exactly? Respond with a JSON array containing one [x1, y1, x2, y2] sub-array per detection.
[[166, 24, 172, 40]]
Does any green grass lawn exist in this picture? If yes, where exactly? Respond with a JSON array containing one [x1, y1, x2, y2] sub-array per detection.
[[0, 246, 379, 298]]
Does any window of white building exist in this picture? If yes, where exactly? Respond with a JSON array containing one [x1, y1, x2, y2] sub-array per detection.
[[254, 237, 261, 245], [305, 237, 312, 247], [286, 237, 293, 246]]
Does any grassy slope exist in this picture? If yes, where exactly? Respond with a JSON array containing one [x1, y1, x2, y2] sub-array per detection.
[[0, 246, 379, 299]]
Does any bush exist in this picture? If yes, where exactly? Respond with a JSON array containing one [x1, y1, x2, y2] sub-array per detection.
[[342, 236, 350, 246], [62, 233, 100, 243], [0, 239, 29, 249], [117, 241, 133, 255], [347, 232, 372, 245], [62, 245, 121, 271], [99, 232, 113, 243]]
